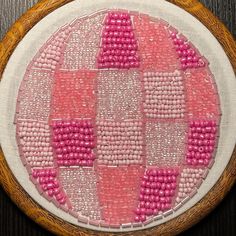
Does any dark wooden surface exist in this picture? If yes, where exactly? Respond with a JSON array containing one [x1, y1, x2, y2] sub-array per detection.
[[0, 0, 235, 235]]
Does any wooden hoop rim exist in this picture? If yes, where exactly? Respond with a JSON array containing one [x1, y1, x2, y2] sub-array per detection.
[[0, 0, 235, 235]]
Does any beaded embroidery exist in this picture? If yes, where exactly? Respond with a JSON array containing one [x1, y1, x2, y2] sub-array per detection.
[[143, 71, 185, 119], [98, 11, 140, 69], [15, 9, 221, 229], [51, 119, 96, 167], [135, 168, 179, 222]]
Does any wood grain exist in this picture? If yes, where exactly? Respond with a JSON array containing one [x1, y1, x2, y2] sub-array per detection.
[[0, 0, 235, 235]]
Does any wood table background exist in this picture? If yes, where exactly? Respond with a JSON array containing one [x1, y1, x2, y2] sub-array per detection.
[[0, 0, 235, 235]]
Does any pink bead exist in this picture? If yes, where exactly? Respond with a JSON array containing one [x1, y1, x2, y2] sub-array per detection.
[[181, 63, 188, 70], [150, 202, 156, 210], [47, 189, 54, 197], [204, 159, 210, 165], [157, 176, 163, 182], [140, 201, 145, 207], [177, 50, 183, 57], [59, 197, 66, 205], [159, 190, 164, 197], [153, 189, 159, 196], [155, 196, 160, 202], [140, 215, 146, 222], [161, 203, 166, 211], [150, 182, 157, 189], [145, 209, 153, 216], [178, 38, 184, 44], [206, 153, 211, 159], [165, 203, 171, 210], [149, 176, 154, 182], [173, 38, 179, 45], [187, 56, 193, 62], [145, 201, 151, 209], [145, 188, 151, 195], [144, 195, 150, 202], [170, 190, 175, 196], [161, 183, 166, 190], [187, 159, 192, 165], [32, 171, 38, 178], [184, 44, 190, 50], [159, 197, 165, 204], [146, 182, 151, 188], [208, 146, 214, 152], [170, 32, 177, 39], [181, 58, 187, 63], [55, 193, 63, 201], [165, 190, 170, 197], [134, 216, 140, 222], [201, 153, 206, 159], [139, 194, 144, 201], [140, 187, 145, 194], [140, 208, 146, 215], [149, 195, 155, 202]]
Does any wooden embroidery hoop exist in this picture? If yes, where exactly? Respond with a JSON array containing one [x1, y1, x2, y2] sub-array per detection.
[[0, 0, 235, 235]]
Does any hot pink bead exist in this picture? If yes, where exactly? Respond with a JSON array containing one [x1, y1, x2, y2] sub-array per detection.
[[149, 176, 154, 182], [173, 38, 179, 45], [59, 197, 66, 205], [150, 182, 157, 189], [165, 190, 170, 197], [145, 201, 151, 209], [153, 189, 159, 196], [140, 208, 146, 215], [134, 216, 140, 222], [161, 203, 166, 211], [170, 190, 175, 196], [155, 196, 160, 202], [171, 32, 177, 39], [32, 171, 38, 178], [204, 159, 210, 165], [145, 188, 151, 195], [144, 195, 150, 201], [145, 209, 153, 216], [159, 190, 164, 197], [87, 160, 93, 166], [140, 187, 145, 194], [140, 215, 146, 222], [140, 201, 145, 207], [161, 183, 166, 190], [157, 176, 164, 182], [47, 189, 54, 197]]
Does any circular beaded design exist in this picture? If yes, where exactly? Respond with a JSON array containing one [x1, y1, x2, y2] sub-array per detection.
[[15, 10, 221, 230]]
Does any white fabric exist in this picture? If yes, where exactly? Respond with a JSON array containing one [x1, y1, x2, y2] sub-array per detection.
[[0, 0, 235, 232]]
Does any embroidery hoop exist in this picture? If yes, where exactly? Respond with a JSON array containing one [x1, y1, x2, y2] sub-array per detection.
[[0, 0, 235, 235]]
